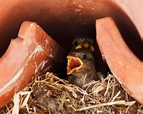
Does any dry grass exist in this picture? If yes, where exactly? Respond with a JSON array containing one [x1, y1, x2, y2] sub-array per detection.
[[1, 72, 143, 114]]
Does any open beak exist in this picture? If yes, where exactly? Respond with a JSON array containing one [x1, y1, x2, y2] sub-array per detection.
[[67, 56, 83, 75]]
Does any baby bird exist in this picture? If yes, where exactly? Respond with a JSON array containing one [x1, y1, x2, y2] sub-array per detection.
[[67, 49, 99, 88]]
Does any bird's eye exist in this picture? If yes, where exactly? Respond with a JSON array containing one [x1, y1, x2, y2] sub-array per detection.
[[81, 54, 86, 59], [73, 41, 78, 46]]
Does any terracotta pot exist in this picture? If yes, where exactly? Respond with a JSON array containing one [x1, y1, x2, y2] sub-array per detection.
[[0, 0, 142, 56], [96, 17, 143, 104], [0, 0, 142, 107]]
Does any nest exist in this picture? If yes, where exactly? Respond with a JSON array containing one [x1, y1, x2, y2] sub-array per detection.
[[1, 72, 143, 114]]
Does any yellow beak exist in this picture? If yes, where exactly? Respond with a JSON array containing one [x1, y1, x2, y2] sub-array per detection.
[[67, 56, 83, 75], [75, 42, 94, 52]]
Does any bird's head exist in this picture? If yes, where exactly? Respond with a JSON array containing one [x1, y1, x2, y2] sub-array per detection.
[[67, 49, 94, 75], [72, 37, 95, 52]]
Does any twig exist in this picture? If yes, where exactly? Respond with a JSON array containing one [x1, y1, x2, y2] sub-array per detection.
[[76, 100, 136, 111]]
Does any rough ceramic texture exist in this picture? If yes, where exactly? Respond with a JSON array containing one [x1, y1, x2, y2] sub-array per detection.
[[0, 0, 142, 107], [96, 17, 143, 104], [0, 0, 142, 57], [114, 0, 143, 40], [0, 21, 65, 108]]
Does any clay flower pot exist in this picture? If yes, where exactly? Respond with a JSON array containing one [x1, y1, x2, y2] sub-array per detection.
[[0, 0, 142, 107]]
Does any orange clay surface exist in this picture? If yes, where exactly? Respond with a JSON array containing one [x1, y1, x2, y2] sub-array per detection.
[[96, 17, 143, 104], [0, 21, 65, 108]]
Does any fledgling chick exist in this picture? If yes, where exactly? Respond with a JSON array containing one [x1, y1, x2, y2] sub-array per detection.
[[66, 49, 99, 88], [71, 37, 95, 53]]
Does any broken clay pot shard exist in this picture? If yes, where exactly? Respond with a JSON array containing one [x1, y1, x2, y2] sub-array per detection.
[[0, 21, 65, 108], [96, 17, 143, 104]]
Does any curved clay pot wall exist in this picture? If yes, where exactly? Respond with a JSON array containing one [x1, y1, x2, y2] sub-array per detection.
[[0, 0, 143, 107], [0, 0, 142, 57]]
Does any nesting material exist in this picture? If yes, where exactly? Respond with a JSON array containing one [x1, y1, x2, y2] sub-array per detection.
[[1, 72, 143, 114]]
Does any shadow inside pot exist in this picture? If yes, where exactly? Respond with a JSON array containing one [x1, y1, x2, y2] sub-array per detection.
[[0, 0, 142, 75]]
